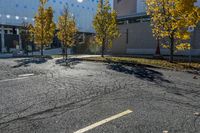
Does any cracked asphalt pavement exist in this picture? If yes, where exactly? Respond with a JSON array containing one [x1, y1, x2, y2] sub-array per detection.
[[0, 58, 200, 133]]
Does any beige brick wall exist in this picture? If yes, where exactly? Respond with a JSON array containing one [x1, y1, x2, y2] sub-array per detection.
[[111, 22, 200, 55], [111, 22, 156, 54], [192, 29, 200, 49], [112, 0, 200, 55], [113, 0, 137, 17]]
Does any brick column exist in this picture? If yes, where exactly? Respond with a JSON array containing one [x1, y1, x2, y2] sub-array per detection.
[[1, 25, 6, 52], [17, 28, 22, 50]]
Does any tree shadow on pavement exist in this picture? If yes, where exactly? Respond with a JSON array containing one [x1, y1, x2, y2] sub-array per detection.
[[12, 58, 48, 68], [55, 58, 81, 68], [107, 63, 171, 83]]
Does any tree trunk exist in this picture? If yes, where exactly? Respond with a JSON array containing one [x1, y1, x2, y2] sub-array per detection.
[[170, 36, 174, 62], [65, 47, 68, 60], [41, 43, 44, 56], [26, 42, 29, 56], [62, 42, 65, 59], [101, 39, 105, 58], [62, 48, 65, 59], [32, 42, 34, 56], [26, 47, 29, 56], [155, 39, 161, 56]]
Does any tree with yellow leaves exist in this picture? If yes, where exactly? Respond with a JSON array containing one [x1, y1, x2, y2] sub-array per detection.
[[93, 0, 120, 57], [146, 0, 200, 62], [32, 0, 56, 56], [20, 22, 34, 55], [57, 7, 77, 59]]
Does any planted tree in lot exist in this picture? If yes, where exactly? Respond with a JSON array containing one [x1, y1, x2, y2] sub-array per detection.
[[27, 24, 35, 55], [57, 7, 77, 60], [32, 0, 56, 56], [146, 0, 200, 62], [93, 0, 120, 57], [20, 22, 33, 55]]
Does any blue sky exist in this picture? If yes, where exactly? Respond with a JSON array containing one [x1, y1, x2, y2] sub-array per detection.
[[110, 0, 113, 6]]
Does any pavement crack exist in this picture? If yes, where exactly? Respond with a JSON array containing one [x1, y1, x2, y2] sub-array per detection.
[[0, 95, 97, 126]]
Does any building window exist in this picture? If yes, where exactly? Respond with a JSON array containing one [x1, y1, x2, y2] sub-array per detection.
[[4, 30, 8, 34], [117, 0, 122, 3], [118, 16, 150, 25]]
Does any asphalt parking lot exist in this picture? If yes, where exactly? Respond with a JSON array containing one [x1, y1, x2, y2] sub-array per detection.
[[0, 58, 200, 133]]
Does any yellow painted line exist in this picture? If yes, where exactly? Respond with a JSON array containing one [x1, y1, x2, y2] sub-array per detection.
[[74, 109, 133, 133]]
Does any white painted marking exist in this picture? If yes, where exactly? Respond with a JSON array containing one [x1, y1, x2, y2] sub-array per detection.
[[18, 73, 34, 77], [74, 109, 133, 133], [0, 77, 29, 83], [163, 131, 168, 133], [194, 112, 200, 116]]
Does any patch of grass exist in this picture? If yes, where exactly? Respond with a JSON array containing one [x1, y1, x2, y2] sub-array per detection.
[[81, 57, 200, 71], [50, 54, 64, 58]]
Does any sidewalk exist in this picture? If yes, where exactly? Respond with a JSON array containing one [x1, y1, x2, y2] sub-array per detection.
[[29, 48, 62, 56], [0, 48, 63, 59], [53, 55, 102, 60], [69, 55, 101, 59], [0, 53, 12, 58]]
